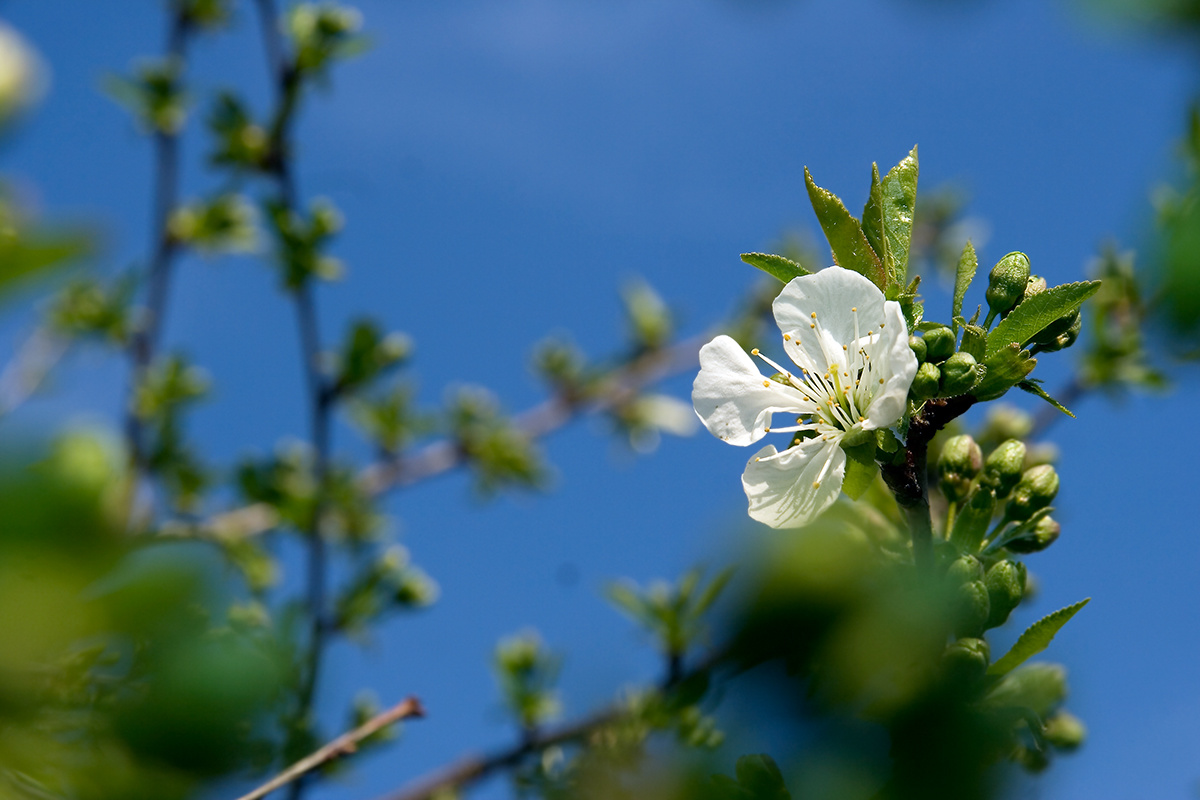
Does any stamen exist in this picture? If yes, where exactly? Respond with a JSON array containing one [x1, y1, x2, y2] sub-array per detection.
[[783, 333, 791, 341]]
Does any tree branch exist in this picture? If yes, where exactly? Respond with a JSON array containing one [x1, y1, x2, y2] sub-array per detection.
[[373, 648, 726, 800], [126, 8, 191, 470], [235, 697, 425, 800]]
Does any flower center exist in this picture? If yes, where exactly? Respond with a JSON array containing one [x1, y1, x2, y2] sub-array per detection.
[[752, 306, 889, 439]]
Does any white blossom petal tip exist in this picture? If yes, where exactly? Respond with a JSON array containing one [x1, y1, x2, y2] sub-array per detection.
[[694, 266, 917, 527]]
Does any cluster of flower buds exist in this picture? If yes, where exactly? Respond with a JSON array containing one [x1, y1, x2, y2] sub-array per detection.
[[909, 325, 985, 401], [934, 432, 1062, 650]]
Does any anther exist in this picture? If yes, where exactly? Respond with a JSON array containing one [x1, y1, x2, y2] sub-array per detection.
[[811, 312, 817, 319], [762, 380, 770, 388], [783, 333, 791, 341], [851, 307, 857, 312], [751, 348, 760, 356], [812, 481, 821, 489]]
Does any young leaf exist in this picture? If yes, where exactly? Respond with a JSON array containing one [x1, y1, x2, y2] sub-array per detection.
[[988, 598, 1090, 676], [953, 240, 978, 330], [734, 754, 792, 800], [804, 167, 886, 291], [740, 252, 810, 284], [840, 442, 879, 500], [1017, 380, 1076, 418], [973, 344, 1036, 400], [985, 281, 1101, 357], [879, 145, 919, 289], [861, 163, 891, 275]]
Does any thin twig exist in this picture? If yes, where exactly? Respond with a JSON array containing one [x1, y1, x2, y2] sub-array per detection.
[[375, 707, 618, 800], [235, 697, 425, 800], [126, 9, 191, 470], [252, 4, 337, 797], [375, 648, 726, 800], [360, 331, 708, 494]]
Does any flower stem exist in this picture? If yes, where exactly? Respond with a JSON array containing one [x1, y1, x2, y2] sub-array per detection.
[[881, 395, 976, 572]]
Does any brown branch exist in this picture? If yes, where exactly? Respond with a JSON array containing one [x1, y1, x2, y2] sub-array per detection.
[[374, 706, 618, 800], [881, 395, 976, 568], [235, 697, 425, 800]]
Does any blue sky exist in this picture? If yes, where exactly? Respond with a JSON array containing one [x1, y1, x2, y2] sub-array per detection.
[[2, 0, 1199, 798]]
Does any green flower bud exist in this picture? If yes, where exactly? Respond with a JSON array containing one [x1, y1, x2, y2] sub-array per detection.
[[985, 251, 1031, 320], [908, 334, 927, 364], [1023, 275, 1047, 302], [955, 580, 990, 638], [949, 485, 996, 553], [984, 439, 1026, 496], [1006, 516, 1061, 554], [1036, 311, 1082, 352], [1043, 710, 1087, 752], [985, 559, 1025, 629], [921, 325, 956, 363], [911, 362, 940, 401], [1006, 464, 1059, 522], [942, 637, 991, 683], [946, 554, 984, 585], [938, 435, 983, 503], [1031, 308, 1080, 348], [939, 351, 982, 396]]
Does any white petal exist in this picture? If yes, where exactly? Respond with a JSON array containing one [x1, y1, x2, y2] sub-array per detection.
[[863, 300, 919, 429], [773, 267, 889, 346], [692, 335, 812, 446], [741, 439, 846, 528]]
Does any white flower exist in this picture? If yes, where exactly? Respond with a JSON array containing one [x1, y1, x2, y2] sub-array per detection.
[[693, 266, 918, 528]]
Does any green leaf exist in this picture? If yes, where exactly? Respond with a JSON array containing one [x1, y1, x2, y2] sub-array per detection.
[[1017, 380, 1075, 418], [953, 240, 978, 330], [959, 323, 987, 361], [880, 145, 919, 289], [988, 598, 1090, 676], [861, 163, 892, 275], [740, 252, 810, 284], [985, 281, 1101, 357], [804, 167, 886, 291], [840, 442, 879, 501], [693, 566, 736, 616], [735, 754, 792, 800], [973, 344, 1036, 400]]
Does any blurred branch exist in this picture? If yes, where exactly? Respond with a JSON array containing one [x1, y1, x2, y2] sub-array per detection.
[[375, 649, 725, 800], [377, 706, 620, 800], [126, 8, 192, 469], [235, 697, 425, 800], [361, 330, 709, 493], [0, 327, 67, 417], [252, 2, 337, 795], [197, 328, 709, 540]]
